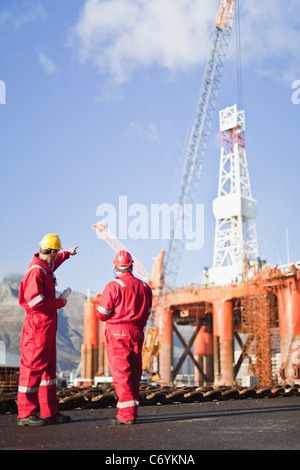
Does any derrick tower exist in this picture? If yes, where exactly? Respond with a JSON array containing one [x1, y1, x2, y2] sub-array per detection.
[[209, 104, 259, 285]]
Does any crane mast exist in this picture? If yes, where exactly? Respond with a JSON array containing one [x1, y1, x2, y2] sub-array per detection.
[[164, 0, 237, 289]]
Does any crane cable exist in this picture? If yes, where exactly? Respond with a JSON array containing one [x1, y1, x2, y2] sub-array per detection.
[[235, 0, 243, 110]]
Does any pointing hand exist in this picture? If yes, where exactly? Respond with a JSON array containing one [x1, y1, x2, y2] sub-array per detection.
[[68, 246, 78, 256]]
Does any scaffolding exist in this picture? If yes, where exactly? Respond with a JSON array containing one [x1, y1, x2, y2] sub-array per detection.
[[241, 288, 278, 385]]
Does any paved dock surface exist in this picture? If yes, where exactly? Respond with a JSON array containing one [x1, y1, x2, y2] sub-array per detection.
[[0, 396, 299, 454]]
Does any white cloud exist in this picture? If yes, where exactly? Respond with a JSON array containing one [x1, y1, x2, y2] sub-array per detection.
[[70, 0, 218, 84], [69, 0, 300, 86], [13, 2, 46, 29], [0, 2, 46, 30], [238, 0, 300, 82], [124, 120, 160, 142], [38, 51, 59, 75]]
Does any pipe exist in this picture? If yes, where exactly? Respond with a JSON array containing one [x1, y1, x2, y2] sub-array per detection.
[[194, 313, 214, 385], [213, 299, 234, 385], [159, 308, 173, 384], [81, 298, 99, 380], [277, 277, 300, 384]]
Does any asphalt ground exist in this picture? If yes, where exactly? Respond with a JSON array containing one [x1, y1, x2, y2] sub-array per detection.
[[0, 396, 299, 459]]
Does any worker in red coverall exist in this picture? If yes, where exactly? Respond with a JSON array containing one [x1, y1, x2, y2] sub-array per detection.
[[17, 233, 78, 426], [97, 250, 152, 425]]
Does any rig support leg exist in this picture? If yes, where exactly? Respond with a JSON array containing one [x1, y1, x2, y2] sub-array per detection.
[[159, 308, 173, 385], [213, 299, 234, 386], [277, 278, 300, 384]]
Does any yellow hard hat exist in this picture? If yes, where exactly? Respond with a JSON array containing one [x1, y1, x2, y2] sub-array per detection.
[[39, 233, 62, 251]]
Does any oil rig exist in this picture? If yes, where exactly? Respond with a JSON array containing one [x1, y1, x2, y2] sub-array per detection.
[[80, 0, 300, 389]]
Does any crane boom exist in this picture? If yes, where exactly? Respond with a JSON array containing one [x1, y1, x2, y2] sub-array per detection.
[[163, 0, 237, 289], [92, 222, 151, 283]]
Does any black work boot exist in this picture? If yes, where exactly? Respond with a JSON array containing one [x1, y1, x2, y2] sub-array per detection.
[[45, 412, 71, 425], [110, 418, 136, 425], [18, 414, 46, 426]]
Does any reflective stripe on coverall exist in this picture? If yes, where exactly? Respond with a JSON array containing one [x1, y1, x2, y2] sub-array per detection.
[[96, 272, 152, 422], [17, 251, 70, 420]]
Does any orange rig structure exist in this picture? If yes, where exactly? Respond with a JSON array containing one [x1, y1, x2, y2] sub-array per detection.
[[80, 256, 300, 388], [80, 1, 300, 388]]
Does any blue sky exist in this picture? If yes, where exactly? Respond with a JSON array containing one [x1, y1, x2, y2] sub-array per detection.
[[1, 0, 300, 296]]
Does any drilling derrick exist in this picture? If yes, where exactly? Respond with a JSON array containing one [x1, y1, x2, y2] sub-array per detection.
[[209, 104, 260, 286]]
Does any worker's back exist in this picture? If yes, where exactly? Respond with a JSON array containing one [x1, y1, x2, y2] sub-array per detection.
[[97, 272, 152, 328]]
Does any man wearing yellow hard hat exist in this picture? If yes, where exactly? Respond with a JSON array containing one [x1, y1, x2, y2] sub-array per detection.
[[17, 234, 78, 426]]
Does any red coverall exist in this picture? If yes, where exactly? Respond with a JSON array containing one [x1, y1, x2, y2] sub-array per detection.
[[96, 272, 152, 422], [17, 251, 70, 420]]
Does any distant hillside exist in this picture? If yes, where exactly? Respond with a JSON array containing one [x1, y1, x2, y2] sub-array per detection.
[[0, 277, 194, 376], [0, 276, 86, 371]]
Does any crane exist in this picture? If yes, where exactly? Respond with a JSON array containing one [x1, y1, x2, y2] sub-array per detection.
[[164, 0, 237, 289], [147, 0, 238, 376], [92, 222, 151, 283]]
